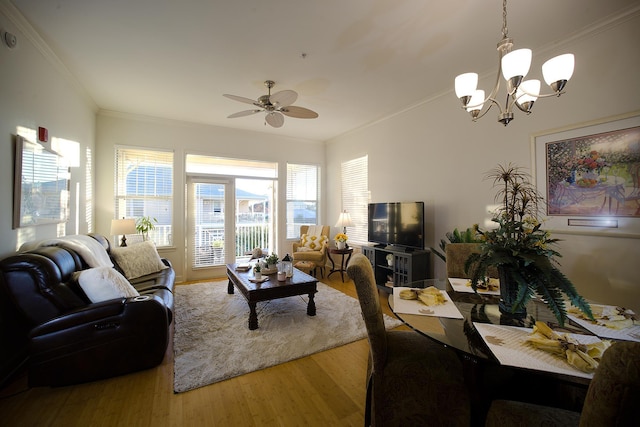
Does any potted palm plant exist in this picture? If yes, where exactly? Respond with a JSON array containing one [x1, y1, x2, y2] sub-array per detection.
[[465, 163, 593, 326]]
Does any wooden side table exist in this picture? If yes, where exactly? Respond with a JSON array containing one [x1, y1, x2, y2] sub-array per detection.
[[328, 248, 354, 282]]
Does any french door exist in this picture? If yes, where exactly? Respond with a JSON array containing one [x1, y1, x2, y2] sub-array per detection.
[[186, 177, 235, 280], [186, 176, 276, 281]]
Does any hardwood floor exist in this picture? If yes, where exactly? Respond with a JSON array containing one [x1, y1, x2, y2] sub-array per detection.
[[0, 270, 406, 426]]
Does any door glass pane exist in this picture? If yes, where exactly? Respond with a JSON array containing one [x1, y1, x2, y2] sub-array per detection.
[[193, 182, 225, 268], [236, 178, 273, 256]]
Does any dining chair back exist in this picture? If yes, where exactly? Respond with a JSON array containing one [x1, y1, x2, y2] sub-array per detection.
[[347, 253, 471, 427], [485, 341, 640, 426]]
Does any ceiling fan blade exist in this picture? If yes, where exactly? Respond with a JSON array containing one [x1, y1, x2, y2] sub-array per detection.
[[265, 112, 285, 128], [280, 106, 319, 119], [223, 94, 260, 106], [228, 109, 262, 118], [269, 90, 297, 107]]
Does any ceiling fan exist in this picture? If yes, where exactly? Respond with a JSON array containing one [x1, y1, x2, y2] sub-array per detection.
[[223, 80, 318, 128]]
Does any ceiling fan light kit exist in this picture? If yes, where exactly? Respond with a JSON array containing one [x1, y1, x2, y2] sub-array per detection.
[[224, 80, 318, 128], [454, 0, 575, 126]]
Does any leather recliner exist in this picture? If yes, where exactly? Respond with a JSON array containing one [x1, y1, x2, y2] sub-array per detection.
[[0, 234, 175, 388]]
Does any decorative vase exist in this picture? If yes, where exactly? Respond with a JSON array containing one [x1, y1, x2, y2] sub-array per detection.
[[336, 241, 346, 250], [497, 266, 527, 318]]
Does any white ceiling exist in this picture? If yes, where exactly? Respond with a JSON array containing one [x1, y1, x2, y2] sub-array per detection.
[[7, 0, 640, 141]]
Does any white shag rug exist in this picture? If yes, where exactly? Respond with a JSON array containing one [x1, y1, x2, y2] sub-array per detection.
[[173, 281, 402, 393]]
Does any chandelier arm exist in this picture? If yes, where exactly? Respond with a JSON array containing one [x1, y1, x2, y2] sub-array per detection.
[[466, 97, 503, 122]]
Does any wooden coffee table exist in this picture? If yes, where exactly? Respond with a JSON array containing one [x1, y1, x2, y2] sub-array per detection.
[[226, 264, 318, 330]]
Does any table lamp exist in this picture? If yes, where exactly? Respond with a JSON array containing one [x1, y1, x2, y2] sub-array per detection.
[[110, 218, 136, 247], [335, 210, 354, 234]]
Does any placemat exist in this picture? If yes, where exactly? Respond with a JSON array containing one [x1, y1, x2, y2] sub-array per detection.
[[393, 287, 463, 319]]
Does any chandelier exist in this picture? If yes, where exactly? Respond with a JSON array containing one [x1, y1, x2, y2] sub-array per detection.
[[454, 0, 575, 126]]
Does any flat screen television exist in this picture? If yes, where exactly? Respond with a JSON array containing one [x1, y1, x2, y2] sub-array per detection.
[[368, 201, 425, 250]]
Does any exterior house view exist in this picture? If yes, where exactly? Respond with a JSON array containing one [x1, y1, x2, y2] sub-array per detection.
[[1, 0, 639, 425]]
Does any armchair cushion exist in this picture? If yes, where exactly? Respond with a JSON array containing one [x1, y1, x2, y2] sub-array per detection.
[[111, 241, 167, 280], [74, 267, 139, 303], [299, 233, 328, 251]]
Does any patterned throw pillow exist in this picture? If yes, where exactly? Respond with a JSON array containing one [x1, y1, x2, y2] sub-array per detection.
[[111, 240, 168, 280], [300, 233, 328, 251]]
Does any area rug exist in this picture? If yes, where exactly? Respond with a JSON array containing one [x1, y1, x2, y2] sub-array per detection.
[[173, 281, 402, 393]]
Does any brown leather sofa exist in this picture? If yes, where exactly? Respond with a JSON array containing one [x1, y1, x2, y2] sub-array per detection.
[[0, 233, 174, 388]]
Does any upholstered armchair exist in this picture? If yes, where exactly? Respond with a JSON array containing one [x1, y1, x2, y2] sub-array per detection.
[[292, 225, 330, 278]]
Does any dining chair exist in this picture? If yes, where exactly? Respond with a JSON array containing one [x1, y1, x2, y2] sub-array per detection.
[[347, 253, 471, 427], [484, 340, 640, 426]]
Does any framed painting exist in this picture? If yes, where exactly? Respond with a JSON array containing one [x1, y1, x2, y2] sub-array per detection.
[[531, 111, 640, 237]]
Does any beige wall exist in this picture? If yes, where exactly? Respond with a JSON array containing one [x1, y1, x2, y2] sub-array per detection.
[[0, 5, 96, 256], [326, 12, 640, 313]]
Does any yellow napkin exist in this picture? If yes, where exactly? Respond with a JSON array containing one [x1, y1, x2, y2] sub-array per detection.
[[568, 305, 638, 330], [526, 321, 611, 373]]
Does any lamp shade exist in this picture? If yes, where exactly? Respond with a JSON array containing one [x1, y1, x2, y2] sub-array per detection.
[[515, 79, 540, 105], [466, 90, 485, 112], [454, 72, 478, 99], [542, 53, 575, 87], [335, 211, 354, 229], [501, 48, 532, 80], [110, 218, 136, 236]]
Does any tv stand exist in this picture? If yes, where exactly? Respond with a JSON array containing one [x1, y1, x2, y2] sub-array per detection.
[[362, 245, 430, 293]]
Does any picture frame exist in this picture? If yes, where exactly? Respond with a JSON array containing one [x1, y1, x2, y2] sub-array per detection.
[[13, 135, 70, 228], [531, 111, 640, 238]]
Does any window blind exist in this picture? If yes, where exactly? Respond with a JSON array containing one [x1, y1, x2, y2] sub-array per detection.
[[286, 163, 320, 239], [114, 147, 174, 246], [340, 155, 368, 244]]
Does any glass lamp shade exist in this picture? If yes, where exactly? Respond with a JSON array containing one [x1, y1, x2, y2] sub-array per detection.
[[542, 53, 575, 88], [454, 73, 478, 99], [466, 90, 485, 112], [516, 79, 541, 105], [501, 48, 532, 81]]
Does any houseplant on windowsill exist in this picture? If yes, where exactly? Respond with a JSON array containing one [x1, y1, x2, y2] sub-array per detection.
[[465, 163, 593, 326], [136, 216, 158, 242]]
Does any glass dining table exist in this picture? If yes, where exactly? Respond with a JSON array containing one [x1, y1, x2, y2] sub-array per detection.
[[388, 278, 599, 420], [388, 278, 595, 386]]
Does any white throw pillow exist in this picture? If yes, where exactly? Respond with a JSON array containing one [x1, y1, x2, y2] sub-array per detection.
[[76, 267, 139, 303], [111, 240, 168, 280]]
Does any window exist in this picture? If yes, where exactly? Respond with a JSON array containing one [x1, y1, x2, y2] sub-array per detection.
[[115, 147, 173, 246], [286, 163, 320, 239], [340, 155, 368, 244]]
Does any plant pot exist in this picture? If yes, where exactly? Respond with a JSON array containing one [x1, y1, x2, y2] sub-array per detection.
[[497, 266, 527, 318], [336, 241, 346, 250]]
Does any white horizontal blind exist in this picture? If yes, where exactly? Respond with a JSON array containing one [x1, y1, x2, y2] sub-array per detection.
[[340, 155, 368, 244], [286, 163, 319, 239], [114, 147, 174, 246]]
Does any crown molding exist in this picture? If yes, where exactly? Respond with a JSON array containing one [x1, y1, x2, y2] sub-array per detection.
[[0, 0, 97, 111]]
